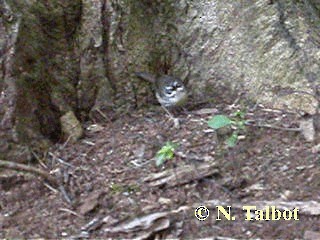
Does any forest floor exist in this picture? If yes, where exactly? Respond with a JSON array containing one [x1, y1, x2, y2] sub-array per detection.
[[1, 100, 320, 239]]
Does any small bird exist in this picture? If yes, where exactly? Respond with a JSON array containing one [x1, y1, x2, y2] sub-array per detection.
[[135, 72, 188, 128], [134, 72, 188, 109]]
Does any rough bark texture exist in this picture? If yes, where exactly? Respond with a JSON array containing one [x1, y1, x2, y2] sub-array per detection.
[[108, 0, 320, 114], [78, 0, 114, 118], [0, 0, 319, 160]]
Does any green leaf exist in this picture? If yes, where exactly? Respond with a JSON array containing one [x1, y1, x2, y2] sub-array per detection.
[[155, 142, 178, 167], [226, 132, 238, 147], [207, 115, 232, 129], [233, 110, 246, 119], [237, 120, 246, 130]]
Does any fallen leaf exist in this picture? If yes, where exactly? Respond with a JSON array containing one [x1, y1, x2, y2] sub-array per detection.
[[79, 191, 105, 215]]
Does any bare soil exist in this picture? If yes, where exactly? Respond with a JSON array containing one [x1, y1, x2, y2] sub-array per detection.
[[1, 103, 320, 239]]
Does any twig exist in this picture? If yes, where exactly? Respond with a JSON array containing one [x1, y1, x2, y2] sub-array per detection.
[[260, 107, 300, 115], [246, 122, 301, 132], [59, 184, 73, 205], [43, 182, 59, 193], [60, 135, 72, 150], [59, 208, 84, 218], [95, 108, 109, 122], [48, 152, 74, 167], [31, 150, 49, 169], [0, 159, 59, 187]]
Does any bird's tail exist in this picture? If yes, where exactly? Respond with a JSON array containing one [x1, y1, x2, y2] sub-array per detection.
[[134, 72, 156, 83]]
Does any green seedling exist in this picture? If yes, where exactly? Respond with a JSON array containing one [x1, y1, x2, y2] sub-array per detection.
[[155, 141, 178, 167], [110, 183, 124, 194], [110, 183, 140, 194], [207, 110, 247, 147]]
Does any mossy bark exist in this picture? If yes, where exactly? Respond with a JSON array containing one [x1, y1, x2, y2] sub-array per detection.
[[11, 1, 81, 144], [0, 0, 113, 161]]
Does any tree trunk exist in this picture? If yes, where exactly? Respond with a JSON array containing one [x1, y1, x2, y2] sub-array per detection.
[[0, 0, 319, 161]]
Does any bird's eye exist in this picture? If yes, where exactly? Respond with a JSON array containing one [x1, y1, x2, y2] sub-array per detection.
[[165, 89, 173, 94]]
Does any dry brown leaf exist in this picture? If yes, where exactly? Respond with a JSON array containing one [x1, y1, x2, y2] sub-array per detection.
[[79, 191, 105, 215]]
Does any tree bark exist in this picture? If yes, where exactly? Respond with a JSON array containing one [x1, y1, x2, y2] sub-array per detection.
[[0, 0, 319, 161]]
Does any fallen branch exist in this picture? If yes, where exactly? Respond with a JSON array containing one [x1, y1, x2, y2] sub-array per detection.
[[0, 159, 59, 187], [143, 162, 219, 188], [246, 122, 301, 132]]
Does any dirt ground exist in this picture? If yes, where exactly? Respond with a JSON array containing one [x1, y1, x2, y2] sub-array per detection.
[[1, 101, 320, 239]]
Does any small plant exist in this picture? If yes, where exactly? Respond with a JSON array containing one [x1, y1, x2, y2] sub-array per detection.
[[110, 183, 124, 194], [207, 110, 247, 147], [110, 183, 140, 194], [155, 141, 178, 167]]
